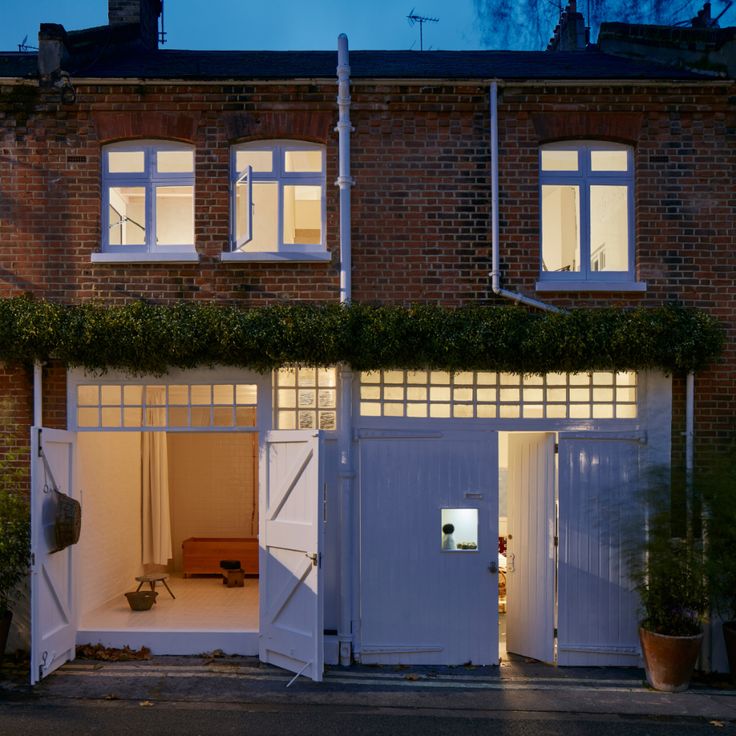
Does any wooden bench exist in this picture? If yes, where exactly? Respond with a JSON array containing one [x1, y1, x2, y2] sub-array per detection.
[[181, 537, 259, 577]]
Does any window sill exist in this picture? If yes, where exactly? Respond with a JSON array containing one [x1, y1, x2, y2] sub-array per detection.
[[91, 252, 200, 264], [535, 280, 647, 293], [220, 251, 332, 263]]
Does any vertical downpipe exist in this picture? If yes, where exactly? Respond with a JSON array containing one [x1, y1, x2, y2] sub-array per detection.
[[336, 33, 355, 666], [685, 371, 709, 668], [33, 361, 43, 427]]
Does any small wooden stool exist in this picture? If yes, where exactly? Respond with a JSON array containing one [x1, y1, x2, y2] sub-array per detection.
[[135, 572, 176, 599]]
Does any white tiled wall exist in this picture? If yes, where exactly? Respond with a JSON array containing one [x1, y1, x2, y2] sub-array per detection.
[[76, 432, 142, 614], [168, 433, 258, 571]]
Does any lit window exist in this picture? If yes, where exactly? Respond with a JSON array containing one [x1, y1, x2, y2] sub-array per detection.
[[102, 141, 195, 253], [230, 141, 325, 255], [539, 142, 634, 285]]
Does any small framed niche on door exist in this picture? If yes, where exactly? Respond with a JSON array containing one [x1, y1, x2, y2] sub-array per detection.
[[441, 509, 478, 552]]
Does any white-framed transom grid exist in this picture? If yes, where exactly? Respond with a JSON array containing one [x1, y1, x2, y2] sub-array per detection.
[[75, 382, 257, 431], [359, 370, 637, 420]]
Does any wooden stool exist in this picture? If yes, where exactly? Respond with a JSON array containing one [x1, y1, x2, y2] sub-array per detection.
[[135, 572, 176, 599]]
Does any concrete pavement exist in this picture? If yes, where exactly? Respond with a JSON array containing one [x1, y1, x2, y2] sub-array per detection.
[[1, 654, 734, 722]]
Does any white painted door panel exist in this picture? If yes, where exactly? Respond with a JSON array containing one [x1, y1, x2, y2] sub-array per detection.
[[359, 430, 498, 665], [557, 432, 642, 666], [30, 427, 77, 685], [506, 433, 555, 663], [259, 430, 324, 682]]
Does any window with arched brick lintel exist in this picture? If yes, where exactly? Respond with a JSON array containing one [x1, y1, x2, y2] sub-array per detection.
[[100, 140, 195, 256], [226, 140, 328, 262], [537, 141, 644, 292]]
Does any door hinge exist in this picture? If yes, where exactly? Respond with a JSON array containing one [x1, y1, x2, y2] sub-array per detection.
[[553, 628, 558, 638], [554, 442, 559, 454], [553, 535, 558, 547], [31, 552, 35, 567]]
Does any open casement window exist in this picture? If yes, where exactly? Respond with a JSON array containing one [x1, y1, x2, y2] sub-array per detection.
[[538, 142, 637, 289], [230, 141, 326, 256], [102, 141, 195, 254]]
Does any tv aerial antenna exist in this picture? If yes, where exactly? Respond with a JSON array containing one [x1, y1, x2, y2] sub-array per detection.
[[17, 35, 38, 53], [407, 9, 439, 51]]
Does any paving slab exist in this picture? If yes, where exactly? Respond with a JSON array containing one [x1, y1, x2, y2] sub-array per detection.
[[2, 654, 734, 722]]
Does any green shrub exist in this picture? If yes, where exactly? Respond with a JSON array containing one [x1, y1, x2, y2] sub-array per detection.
[[629, 474, 707, 637]]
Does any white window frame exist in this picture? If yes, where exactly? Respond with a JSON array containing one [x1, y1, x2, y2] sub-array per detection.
[[224, 140, 329, 262], [537, 141, 645, 292], [96, 140, 197, 262]]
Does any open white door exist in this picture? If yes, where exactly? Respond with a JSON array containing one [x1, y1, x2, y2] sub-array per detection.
[[506, 433, 555, 663], [557, 432, 642, 666], [259, 430, 324, 682], [30, 427, 77, 685]]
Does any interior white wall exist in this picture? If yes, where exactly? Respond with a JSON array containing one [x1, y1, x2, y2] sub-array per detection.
[[498, 432, 508, 537], [168, 433, 257, 571], [76, 432, 142, 614]]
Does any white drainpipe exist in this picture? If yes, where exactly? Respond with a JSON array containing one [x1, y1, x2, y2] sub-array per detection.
[[33, 361, 43, 426], [337, 33, 353, 304], [685, 371, 694, 486], [336, 32, 355, 666], [489, 81, 561, 313]]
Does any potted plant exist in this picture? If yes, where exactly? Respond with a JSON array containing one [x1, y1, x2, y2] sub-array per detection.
[[0, 489, 31, 661], [628, 473, 708, 692], [701, 449, 736, 677]]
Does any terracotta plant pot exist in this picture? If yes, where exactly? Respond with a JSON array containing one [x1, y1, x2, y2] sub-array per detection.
[[0, 610, 11, 662], [125, 591, 158, 611], [639, 627, 703, 692], [723, 621, 736, 679]]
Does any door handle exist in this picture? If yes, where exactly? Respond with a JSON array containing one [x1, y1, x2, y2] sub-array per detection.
[[488, 561, 498, 574]]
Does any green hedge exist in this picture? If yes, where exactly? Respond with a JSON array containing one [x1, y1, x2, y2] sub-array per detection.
[[0, 298, 723, 375]]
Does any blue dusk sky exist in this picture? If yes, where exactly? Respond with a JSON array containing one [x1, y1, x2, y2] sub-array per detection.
[[1, 1, 485, 52]]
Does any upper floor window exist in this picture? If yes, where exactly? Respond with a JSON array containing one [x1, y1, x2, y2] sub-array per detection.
[[539, 142, 636, 289], [229, 141, 326, 258], [102, 141, 195, 254]]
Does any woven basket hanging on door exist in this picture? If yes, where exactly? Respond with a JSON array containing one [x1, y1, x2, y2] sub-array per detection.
[[41, 445, 82, 553], [51, 489, 81, 552]]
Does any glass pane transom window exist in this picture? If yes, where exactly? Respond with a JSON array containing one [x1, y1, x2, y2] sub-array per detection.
[[359, 370, 637, 420], [275, 367, 337, 430], [103, 141, 195, 253], [231, 141, 325, 254], [540, 142, 633, 283], [75, 383, 256, 430]]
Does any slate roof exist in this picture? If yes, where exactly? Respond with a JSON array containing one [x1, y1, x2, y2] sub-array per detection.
[[0, 47, 711, 82]]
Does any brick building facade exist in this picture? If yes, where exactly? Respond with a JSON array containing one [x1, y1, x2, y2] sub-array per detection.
[[1, 0, 734, 682]]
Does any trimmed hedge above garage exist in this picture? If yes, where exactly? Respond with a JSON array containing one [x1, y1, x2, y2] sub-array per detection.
[[0, 297, 723, 375]]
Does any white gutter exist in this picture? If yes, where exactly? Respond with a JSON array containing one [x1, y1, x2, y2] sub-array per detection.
[[336, 32, 355, 666], [33, 361, 43, 426], [489, 81, 561, 313]]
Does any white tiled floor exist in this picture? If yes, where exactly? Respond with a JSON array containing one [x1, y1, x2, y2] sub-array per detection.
[[79, 573, 259, 632]]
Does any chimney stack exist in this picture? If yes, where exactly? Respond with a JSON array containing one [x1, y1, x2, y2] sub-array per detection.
[[108, 0, 162, 49], [547, 0, 589, 51]]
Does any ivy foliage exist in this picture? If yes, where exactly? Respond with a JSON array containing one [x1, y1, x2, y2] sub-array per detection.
[[0, 297, 723, 375]]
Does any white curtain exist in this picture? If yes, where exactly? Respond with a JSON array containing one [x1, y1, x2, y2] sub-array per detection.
[[141, 395, 172, 566]]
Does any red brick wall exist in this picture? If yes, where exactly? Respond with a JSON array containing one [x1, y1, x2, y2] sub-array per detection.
[[0, 77, 733, 456], [0, 365, 32, 496]]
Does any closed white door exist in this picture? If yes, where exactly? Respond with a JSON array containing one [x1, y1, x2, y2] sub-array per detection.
[[30, 427, 78, 685], [557, 432, 642, 666], [259, 430, 324, 682], [359, 430, 498, 665], [506, 433, 556, 663]]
